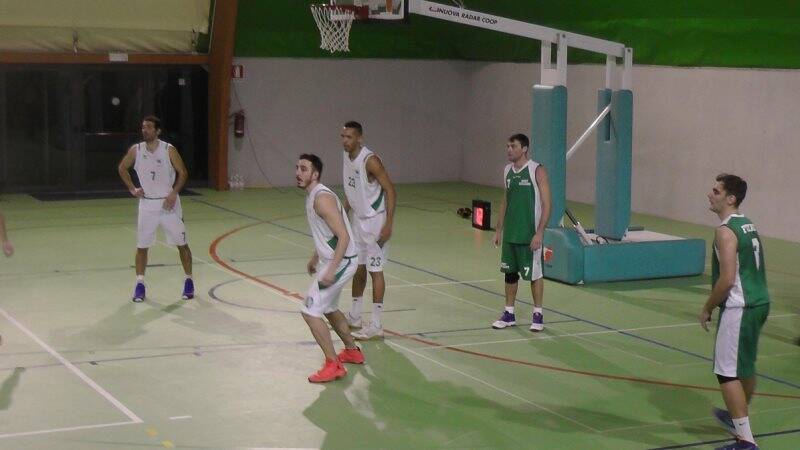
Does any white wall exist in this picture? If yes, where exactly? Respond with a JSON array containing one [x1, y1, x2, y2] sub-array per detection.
[[228, 58, 471, 188], [231, 58, 799, 241], [461, 63, 800, 242]]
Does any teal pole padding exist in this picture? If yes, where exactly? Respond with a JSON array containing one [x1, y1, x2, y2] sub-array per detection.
[[532, 85, 567, 229], [595, 89, 632, 239]]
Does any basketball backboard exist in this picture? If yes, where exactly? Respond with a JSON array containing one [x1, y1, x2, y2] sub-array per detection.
[[332, 0, 407, 21]]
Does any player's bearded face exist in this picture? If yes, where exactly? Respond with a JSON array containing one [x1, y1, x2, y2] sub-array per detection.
[[141, 121, 159, 142], [295, 161, 316, 189]]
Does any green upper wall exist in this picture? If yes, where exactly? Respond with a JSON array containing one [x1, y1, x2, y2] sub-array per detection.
[[235, 0, 800, 69]]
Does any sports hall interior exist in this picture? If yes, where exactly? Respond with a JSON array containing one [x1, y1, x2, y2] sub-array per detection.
[[0, 1, 798, 449]]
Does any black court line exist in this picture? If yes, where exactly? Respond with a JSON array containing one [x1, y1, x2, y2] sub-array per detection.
[[31, 188, 201, 201], [0, 262, 184, 278], [410, 319, 581, 336], [229, 255, 308, 263], [648, 427, 800, 449], [194, 198, 800, 391], [207, 271, 418, 314], [207, 275, 299, 313]]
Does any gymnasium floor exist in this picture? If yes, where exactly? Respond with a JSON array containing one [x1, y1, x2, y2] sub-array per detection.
[[0, 182, 798, 449]]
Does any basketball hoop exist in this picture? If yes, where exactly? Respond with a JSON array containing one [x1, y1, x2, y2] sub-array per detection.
[[310, 4, 368, 53]]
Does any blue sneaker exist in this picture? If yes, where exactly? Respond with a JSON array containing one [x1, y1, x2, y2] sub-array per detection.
[[492, 311, 516, 329], [132, 282, 145, 303], [182, 278, 194, 300], [711, 407, 736, 436], [714, 439, 758, 450], [530, 311, 544, 332]]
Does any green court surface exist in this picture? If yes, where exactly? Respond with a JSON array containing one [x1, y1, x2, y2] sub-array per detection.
[[0, 182, 798, 449]]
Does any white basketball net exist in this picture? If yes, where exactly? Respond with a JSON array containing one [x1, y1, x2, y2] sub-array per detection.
[[310, 4, 355, 53]]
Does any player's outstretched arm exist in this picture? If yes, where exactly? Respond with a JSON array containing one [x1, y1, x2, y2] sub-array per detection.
[[0, 212, 13, 257]]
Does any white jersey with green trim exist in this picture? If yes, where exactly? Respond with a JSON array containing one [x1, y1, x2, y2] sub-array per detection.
[[306, 183, 357, 261], [134, 139, 176, 200], [343, 146, 385, 219]]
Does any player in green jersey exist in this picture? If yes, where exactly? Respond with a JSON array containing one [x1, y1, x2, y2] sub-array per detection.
[[491, 134, 551, 332], [700, 174, 769, 450]]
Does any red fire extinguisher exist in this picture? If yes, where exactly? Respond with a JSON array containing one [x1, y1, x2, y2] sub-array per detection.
[[233, 111, 245, 138]]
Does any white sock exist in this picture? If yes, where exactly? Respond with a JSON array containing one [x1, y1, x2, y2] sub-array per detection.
[[505, 306, 515, 314], [351, 297, 363, 319], [185, 274, 192, 279], [534, 307, 543, 314], [371, 302, 383, 328], [733, 416, 755, 444], [136, 275, 144, 283]]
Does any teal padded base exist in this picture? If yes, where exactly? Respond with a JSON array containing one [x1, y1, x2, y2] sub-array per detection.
[[543, 228, 706, 284]]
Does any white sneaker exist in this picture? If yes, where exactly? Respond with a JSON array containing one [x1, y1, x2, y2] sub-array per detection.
[[352, 323, 384, 341], [347, 312, 362, 329]]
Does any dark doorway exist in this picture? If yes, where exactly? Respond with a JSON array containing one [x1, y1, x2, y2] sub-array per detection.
[[0, 65, 208, 193]]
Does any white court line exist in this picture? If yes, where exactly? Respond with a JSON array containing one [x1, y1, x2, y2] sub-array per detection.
[[0, 420, 138, 439], [386, 279, 495, 288], [599, 404, 800, 433], [386, 340, 600, 433], [385, 272, 498, 312], [169, 415, 192, 420], [0, 306, 143, 424], [416, 313, 800, 351], [567, 331, 663, 365]]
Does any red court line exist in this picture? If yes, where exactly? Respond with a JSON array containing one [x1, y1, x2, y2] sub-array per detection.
[[209, 224, 800, 401], [209, 221, 303, 301]]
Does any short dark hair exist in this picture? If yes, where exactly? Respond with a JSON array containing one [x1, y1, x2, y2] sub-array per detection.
[[509, 133, 529, 149], [300, 153, 323, 178], [716, 173, 747, 206], [343, 121, 363, 135], [143, 115, 162, 131]]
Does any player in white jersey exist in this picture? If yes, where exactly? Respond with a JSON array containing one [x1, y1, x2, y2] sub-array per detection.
[[117, 116, 194, 303], [296, 154, 365, 383], [0, 209, 13, 345], [340, 121, 396, 341]]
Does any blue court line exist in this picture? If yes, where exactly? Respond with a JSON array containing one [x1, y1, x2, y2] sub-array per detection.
[[648, 427, 800, 449], [194, 198, 800, 391]]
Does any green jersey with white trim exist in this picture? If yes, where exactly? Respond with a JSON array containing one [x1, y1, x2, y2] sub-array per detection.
[[712, 214, 769, 308], [502, 160, 541, 244]]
